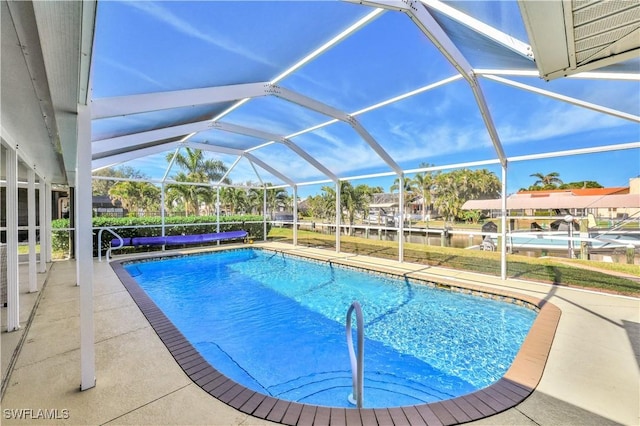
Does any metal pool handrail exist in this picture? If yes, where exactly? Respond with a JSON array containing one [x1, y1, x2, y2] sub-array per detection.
[[98, 228, 125, 262], [346, 300, 364, 408]]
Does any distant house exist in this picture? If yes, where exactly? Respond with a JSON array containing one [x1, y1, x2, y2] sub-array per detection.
[[92, 195, 125, 217], [462, 177, 640, 220]]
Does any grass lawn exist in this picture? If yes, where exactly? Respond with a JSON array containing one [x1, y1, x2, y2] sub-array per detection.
[[268, 228, 640, 297]]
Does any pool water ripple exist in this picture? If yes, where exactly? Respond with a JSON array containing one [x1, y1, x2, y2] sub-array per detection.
[[124, 248, 536, 408]]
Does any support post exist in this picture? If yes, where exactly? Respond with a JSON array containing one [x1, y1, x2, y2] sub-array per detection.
[[27, 168, 37, 292], [398, 173, 404, 263], [293, 186, 298, 246], [336, 181, 341, 253], [44, 183, 52, 263], [500, 164, 507, 280], [38, 179, 47, 273], [161, 183, 166, 237], [5, 145, 19, 331], [69, 186, 76, 259], [77, 104, 96, 390], [216, 187, 221, 234], [263, 187, 267, 242]]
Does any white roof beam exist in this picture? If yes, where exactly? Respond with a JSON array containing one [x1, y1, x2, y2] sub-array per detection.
[[183, 140, 295, 186], [482, 75, 640, 123], [420, 0, 534, 61], [270, 85, 402, 174], [213, 121, 339, 181], [349, 1, 507, 165], [244, 153, 295, 187], [91, 82, 269, 119], [92, 120, 215, 155], [210, 8, 384, 123], [405, 0, 507, 165], [216, 156, 243, 186], [91, 142, 181, 170], [279, 139, 338, 182], [184, 141, 244, 156], [268, 85, 350, 120], [212, 121, 284, 143], [344, 117, 403, 174]]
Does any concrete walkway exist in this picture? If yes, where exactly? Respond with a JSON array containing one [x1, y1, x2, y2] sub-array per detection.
[[2, 242, 639, 425]]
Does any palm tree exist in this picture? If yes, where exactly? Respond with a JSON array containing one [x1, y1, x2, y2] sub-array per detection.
[[108, 180, 160, 216], [219, 187, 248, 215], [412, 164, 438, 221], [468, 169, 501, 199], [530, 172, 563, 189], [265, 186, 289, 218], [165, 172, 201, 215], [165, 148, 228, 215], [390, 176, 418, 223]]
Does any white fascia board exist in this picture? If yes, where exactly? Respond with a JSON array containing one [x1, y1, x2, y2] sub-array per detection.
[[91, 82, 269, 119], [421, 0, 533, 60], [91, 142, 181, 170], [92, 120, 215, 155], [518, 0, 569, 81], [347, 118, 402, 174], [482, 75, 640, 123], [544, 48, 640, 80], [475, 68, 640, 81], [268, 85, 350, 121], [243, 152, 295, 187]]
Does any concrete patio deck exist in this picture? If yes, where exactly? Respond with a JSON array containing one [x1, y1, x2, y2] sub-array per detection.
[[2, 242, 639, 425]]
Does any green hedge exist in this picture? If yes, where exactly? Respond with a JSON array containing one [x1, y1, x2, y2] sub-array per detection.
[[51, 215, 270, 256]]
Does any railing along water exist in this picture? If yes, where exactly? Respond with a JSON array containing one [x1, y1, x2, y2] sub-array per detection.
[[346, 301, 364, 408]]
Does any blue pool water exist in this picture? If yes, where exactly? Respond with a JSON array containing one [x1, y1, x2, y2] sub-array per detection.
[[125, 248, 536, 408]]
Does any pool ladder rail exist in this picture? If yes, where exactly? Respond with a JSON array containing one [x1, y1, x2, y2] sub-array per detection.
[[346, 301, 364, 408]]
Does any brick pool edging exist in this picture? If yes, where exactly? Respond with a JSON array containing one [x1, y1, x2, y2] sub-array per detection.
[[110, 248, 561, 426]]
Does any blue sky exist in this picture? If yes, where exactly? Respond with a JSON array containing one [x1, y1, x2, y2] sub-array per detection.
[[91, 1, 640, 198]]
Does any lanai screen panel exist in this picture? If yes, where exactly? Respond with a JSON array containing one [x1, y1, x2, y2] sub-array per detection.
[[277, 10, 459, 113]]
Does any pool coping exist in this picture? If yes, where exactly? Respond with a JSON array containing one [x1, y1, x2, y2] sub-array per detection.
[[110, 247, 561, 426]]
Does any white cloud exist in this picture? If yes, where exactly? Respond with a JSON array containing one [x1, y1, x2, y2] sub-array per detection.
[[97, 57, 169, 90], [497, 103, 625, 144], [125, 1, 277, 68]]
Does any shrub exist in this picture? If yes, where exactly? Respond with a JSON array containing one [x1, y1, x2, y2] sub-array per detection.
[[51, 215, 270, 256]]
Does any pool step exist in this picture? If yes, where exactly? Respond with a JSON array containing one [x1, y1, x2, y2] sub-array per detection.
[[268, 370, 454, 408]]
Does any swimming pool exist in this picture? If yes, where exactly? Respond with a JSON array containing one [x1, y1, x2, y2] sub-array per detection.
[[121, 248, 537, 409]]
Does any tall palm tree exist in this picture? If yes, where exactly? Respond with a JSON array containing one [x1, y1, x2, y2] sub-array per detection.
[[165, 148, 228, 215], [530, 172, 563, 189], [219, 187, 248, 215], [265, 186, 289, 218], [390, 176, 418, 222], [167, 147, 227, 182], [165, 171, 201, 215], [108, 180, 160, 216], [469, 169, 501, 199], [433, 170, 467, 223], [412, 164, 438, 221]]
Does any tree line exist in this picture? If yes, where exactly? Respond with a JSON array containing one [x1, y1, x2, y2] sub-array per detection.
[[93, 151, 601, 224]]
